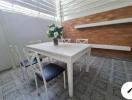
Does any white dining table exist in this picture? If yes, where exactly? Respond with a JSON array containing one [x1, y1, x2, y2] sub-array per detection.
[[26, 42, 91, 97]]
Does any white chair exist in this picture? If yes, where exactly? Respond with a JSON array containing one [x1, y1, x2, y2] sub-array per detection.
[[61, 38, 71, 43], [76, 39, 88, 44], [76, 39, 89, 72], [14, 45, 39, 80], [27, 52, 66, 98]]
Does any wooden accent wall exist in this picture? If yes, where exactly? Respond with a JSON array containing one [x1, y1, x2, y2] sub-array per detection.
[[63, 6, 132, 60]]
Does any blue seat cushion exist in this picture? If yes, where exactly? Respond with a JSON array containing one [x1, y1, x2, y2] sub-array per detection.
[[20, 57, 42, 67], [36, 63, 65, 82]]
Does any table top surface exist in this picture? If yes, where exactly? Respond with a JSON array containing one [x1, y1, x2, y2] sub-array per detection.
[[27, 42, 91, 57]]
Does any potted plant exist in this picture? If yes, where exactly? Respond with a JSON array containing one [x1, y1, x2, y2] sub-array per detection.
[[47, 24, 63, 46]]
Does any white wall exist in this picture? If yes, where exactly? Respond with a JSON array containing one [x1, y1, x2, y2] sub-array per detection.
[[0, 19, 11, 71], [0, 11, 54, 71]]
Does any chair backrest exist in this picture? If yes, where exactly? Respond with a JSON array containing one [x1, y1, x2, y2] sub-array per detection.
[[14, 45, 33, 67], [23, 47, 35, 62], [26, 50, 39, 71], [26, 51, 46, 82], [29, 40, 42, 44], [76, 39, 88, 44], [61, 38, 71, 43]]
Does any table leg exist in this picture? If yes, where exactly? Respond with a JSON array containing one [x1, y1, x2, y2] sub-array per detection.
[[85, 54, 89, 72], [67, 62, 73, 97], [86, 48, 91, 72]]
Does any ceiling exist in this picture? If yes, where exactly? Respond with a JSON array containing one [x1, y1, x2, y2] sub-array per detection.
[[59, 0, 132, 21], [0, 0, 132, 21], [4, 0, 56, 16]]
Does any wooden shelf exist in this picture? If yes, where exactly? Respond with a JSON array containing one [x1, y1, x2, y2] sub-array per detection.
[[90, 44, 131, 51], [74, 18, 132, 29]]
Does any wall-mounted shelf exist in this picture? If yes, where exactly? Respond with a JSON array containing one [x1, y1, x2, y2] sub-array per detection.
[[90, 44, 131, 51], [74, 18, 132, 29]]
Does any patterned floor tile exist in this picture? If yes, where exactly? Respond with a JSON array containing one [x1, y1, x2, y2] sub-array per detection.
[[112, 86, 126, 100], [0, 88, 3, 100], [3, 88, 22, 100], [2, 82, 17, 94], [113, 60, 125, 72], [80, 72, 93, 84], [113, 71, 127, 80], [98, 71, 110, 82], [129, 75, 132, 81], [94, 79, 108, 92], [113, 78, 127, 87], [90, 89, 106, 100]]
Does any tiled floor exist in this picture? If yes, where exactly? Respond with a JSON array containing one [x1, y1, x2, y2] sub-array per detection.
[[0, 56, 132, 100]]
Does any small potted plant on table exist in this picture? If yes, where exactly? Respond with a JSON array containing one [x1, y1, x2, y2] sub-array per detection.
[[47, 24, 63, 46]]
